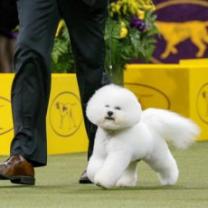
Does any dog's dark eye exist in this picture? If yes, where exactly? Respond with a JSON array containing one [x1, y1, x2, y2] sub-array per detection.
[[105, 105, 110, 108], [115, 106, 121, 110]]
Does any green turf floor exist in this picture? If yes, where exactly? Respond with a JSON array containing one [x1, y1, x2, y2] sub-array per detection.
[[0, 142, 208, 208]]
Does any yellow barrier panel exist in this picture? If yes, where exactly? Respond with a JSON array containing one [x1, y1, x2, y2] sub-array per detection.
[[180, 59, 208, 65], [124, 61, 208, 141], [0, 74, 14, 155], [0, 74, 88, 155], [1, 61, 208, 155]]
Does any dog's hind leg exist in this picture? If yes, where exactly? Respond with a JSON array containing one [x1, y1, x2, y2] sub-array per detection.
[[145, 147, 179, 186], [116, 161, 138, 187]]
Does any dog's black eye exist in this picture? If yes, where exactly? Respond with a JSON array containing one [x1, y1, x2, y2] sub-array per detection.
[[115, 106, 121, 110], [105, 105, 110, 108]]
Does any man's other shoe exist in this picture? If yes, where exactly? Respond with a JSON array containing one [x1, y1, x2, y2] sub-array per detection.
[[79, 170, 92, 184], [0, 154, 35, 185]]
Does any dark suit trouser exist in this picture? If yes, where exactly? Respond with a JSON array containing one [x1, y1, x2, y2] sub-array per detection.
[[11, 0, 108, 167]]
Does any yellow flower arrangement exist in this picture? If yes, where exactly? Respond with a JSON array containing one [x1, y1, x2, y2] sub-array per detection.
[[110, 0, 155, 17], [55, 20, 65, 37], [137, 10, 145, 20], [120, 21, 128, 38], [105, 0, 158, 84]]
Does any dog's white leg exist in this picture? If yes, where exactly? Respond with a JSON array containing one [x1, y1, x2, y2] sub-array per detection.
[[94, 151, 131, 189], [116, 161, 138, 187], [145, 147, 179, 186], [87, 156, 105, 183]]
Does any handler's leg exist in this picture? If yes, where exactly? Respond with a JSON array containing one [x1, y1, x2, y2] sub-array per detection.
[[0, 0, 59, 185], [11, 0, 60, 166], [60, 0, 108, 159], [59, 0, 109, 182]]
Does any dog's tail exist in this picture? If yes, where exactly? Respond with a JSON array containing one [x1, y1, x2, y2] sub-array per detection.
[[142, 108, 200, 149]]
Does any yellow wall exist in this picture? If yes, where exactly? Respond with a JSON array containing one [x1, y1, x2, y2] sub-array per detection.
[[0, 74, 14, 155], [0, 74, 88, 155], [1, 61, 208, 156], [124, 60, 208, 141]]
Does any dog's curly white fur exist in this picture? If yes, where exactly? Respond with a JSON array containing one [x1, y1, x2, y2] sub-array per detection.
[[86, 84, 200, 189]]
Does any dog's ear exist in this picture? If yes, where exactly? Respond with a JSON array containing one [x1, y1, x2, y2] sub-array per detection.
[[86, 91, 102, 125]]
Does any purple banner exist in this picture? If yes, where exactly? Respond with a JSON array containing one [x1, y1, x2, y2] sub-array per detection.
[[152, 0, 208, 63]]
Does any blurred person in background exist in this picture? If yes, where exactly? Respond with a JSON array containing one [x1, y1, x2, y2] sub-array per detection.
[[0, 0, 109, 185], [0, 0, 18, 73]]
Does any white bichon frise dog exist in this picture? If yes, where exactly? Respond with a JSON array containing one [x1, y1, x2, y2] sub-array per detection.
[[86, 84, 200, 189]]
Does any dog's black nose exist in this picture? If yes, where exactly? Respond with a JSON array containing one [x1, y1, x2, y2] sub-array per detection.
[[107, 111, 113, 117]]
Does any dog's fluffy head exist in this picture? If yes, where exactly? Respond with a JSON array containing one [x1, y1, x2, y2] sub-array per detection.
[[86, 84, 142, 130]]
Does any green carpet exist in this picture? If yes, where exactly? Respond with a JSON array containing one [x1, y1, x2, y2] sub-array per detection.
[[0, 142, 208, 208]]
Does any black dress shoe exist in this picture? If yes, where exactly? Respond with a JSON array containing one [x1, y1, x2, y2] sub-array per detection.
[[0, 155, 35, 185], [79, 170, 92, 184]]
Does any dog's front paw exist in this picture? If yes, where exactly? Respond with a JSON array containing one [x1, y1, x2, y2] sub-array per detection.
[[116, 178, 137, 187], [94, 173, 114, 189]]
